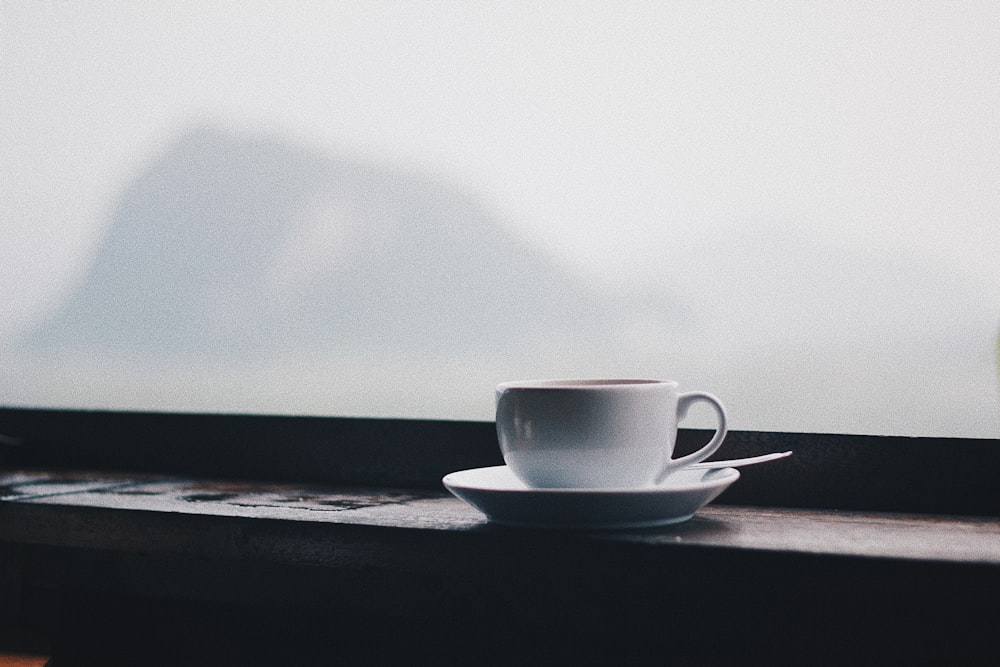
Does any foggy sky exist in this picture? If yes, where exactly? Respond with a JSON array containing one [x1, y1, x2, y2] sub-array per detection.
[[2, 2, 998, 437]]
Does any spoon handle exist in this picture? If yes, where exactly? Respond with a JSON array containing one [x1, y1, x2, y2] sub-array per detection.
[[687, 451, 792, 470]]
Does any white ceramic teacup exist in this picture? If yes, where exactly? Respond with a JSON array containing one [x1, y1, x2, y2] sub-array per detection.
[[495, 379, 727, 489]]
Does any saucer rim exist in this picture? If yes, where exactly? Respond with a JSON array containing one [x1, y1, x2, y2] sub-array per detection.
[[486, 513, 696, 530], [442, 465, 739, 495]]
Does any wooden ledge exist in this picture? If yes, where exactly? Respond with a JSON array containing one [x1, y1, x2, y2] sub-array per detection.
[[3, 468, 998, 566], [4, 468, 1000, 665]]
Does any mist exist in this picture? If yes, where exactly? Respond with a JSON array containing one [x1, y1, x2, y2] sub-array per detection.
[[2, 2, 998, 437]]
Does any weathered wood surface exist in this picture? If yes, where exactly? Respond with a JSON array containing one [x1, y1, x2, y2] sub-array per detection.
[[4, 469, 999, 665], [3, 469, 998, 566], [4, 411, 999, 664]]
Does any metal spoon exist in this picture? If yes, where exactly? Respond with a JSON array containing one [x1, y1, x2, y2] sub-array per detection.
[[687, 450, 792, 470]]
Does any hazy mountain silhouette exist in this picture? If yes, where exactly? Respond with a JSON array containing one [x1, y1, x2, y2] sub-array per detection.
[[12, 124, 998, 435], [27, 124, 683, 362]]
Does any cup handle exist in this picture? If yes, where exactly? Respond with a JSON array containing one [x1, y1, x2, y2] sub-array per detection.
[[655, 391, 728, 484]]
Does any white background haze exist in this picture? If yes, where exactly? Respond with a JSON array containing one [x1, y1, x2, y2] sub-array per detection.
[[2, 1, 999, 437]]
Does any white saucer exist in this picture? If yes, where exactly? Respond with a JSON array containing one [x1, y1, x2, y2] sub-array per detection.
[[442, 465, 739, 530]]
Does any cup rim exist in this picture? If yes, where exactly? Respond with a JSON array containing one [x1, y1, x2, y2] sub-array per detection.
[[496, 378, 679, 390]]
